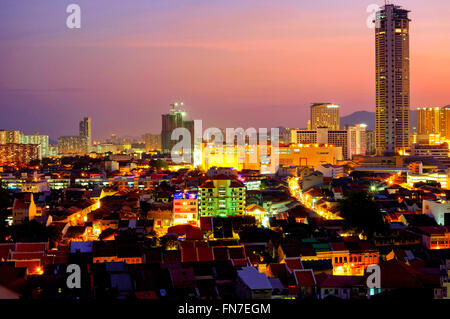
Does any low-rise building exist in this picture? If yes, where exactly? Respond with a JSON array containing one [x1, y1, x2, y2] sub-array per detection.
[[235, 266, 273, 299], [423, 199, 450, 226]]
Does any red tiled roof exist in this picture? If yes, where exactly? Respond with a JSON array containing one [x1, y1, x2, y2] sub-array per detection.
[[199, 217, 213, 231], [228, 246, 246, 260], [379, 260, 424, 289], [229, 181, 245, 188], [268, 263, 289, 282], [330, 242, 348, 251], [417, 226, 450, 236], [284, 257, 303, 273], [15, 242, 47, 252], [194, 241, 209, 249], [9, 251, 44, 261], [199, 181, 214, 188], [357, 241, 376, 251], [315, 273, 365, 288], [294, 269, 316, 287], [196, 247, 214, 262], [231, 258, 250, 267], [135, 291, 158, 299], [179, 241, 195, 249], [0, 243, 15, 261], [181, 247, 196, 263], [288, 285, 301, 295], [213, 247, 229, 261]]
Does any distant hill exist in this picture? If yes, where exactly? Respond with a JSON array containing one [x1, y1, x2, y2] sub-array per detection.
[[340, 110, 417, 131]]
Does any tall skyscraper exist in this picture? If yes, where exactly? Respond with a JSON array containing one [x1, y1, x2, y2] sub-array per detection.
[[79, 117, 92, 152], [161, 102, 193, 155], [375, 4, 410, 155], [310, 103, 340, 130]]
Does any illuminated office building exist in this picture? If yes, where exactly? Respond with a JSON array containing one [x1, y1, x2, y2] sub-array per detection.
[[291, 128, 348, 159], [201, 142, 343, 172]]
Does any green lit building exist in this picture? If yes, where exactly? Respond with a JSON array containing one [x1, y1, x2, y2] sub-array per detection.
[[198, 175, 246, 217]]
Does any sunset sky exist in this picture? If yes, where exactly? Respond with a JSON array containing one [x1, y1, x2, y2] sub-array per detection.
[[1, 0, 449, 140]]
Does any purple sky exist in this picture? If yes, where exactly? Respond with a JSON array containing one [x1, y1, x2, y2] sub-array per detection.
[[1, 0, 450, 140]]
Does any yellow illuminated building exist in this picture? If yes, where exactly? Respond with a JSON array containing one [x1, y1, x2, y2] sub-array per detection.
[[200, 143, 343, 172]]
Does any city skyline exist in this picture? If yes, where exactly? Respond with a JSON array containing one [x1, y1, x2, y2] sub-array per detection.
[[2, 1, 450, 304], [1, 0, 450, 140]]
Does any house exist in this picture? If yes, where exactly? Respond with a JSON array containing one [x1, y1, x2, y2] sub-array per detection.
[[12, 193, 37, 224], [423, 199, 450, 226], [315, 273, 367, 299], [316, 164, 345, 179], [235, 266, 272, 299], [414, 226, 450, 250], [293, 269, 316, 297]]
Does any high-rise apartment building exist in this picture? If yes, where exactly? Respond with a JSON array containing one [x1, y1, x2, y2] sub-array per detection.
[[58, 117, 91, 155], [375, 4, 410, 155], [366, 130, 376, 155], [310, 103, 340, 130], [0, 130, 21, 144], [0, 144, 39, 165], [142, 133, 161, 151], [346, 124, 367, 158], [21, 132, 49, 159], [79, 117, 92, 152], [58, 136, 89, 155]]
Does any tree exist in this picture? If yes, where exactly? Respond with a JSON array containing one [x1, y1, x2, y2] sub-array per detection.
[[337, 191, 387, 239], [9, 219, 59, 244], [150, 159, 168, 171]]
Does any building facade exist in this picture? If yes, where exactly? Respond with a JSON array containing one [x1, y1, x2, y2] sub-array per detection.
[[79, 117, 92, 153], [198, 176, 246, 217], [0, 130, 21, 144], [375, 4, 410, 155], [291, 128, 348, 159], [347, 124, 367, 158], [58, 136, 89, 155], [21, 133, 49, 159], [310, 103, 340, 130], [173, 190, 198, 226], [0, 144, 39, 165], [410, 143, 449, 159], [417, 106, 450, 139]]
